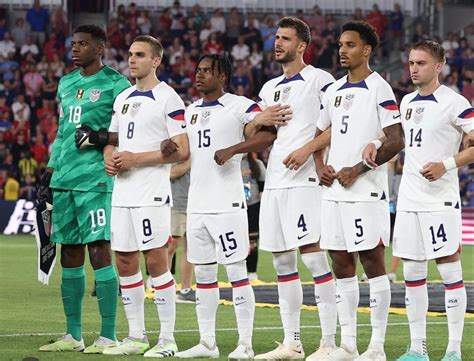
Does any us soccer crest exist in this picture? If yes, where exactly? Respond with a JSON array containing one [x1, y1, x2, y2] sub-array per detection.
[[89, 89, 101, 103], [122, 104, 129, 114], [130, 102, 141, 117], [343, 94, 355, 110], [334, 95, 342, 107], [201, 110, 211, 120], [190, 113, 198, 125], [274, 90, 281, 102], [413, 107, 424, 124], [76, 89, 85, 99], [281, 86, 291, 102], [405, 108, 412, 120]]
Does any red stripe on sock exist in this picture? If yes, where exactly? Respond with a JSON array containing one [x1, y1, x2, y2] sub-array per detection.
[[153, 279, 175, 290], [120, 280, 144, 289], [196, 282, 218, 289]]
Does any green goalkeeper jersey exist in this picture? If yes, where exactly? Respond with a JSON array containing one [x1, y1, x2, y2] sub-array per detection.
[[48, 66, 131, 193]]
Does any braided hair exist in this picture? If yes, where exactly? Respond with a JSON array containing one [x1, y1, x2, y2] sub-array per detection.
[[195, 53, 233, 88]]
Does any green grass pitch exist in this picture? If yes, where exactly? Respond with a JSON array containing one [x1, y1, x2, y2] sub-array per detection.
[[0, 235, 472, 360]]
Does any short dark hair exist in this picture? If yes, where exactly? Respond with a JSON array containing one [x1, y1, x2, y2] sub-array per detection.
[[195, 53, 233, 87], [133, 35, 164, 58], [342, 21, 379, 51], [410, 40, 446, 63], [278, 17, 311, 45], [74, 24, 107, 45]]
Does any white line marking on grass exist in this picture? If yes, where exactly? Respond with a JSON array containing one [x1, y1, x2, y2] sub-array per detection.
[[1, 321, 473, 338]]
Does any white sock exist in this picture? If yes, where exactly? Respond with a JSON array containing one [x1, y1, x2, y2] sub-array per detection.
[[404, 260, 428, 356], [273, 251, 302, 347], [195, 264, 219, 347], [368, 275, 391, 352], [227, 262, 255, 347], [438, 261, 466, 356], [336, 276, 359, 352], [301, 252, 337, 347], [119, 272, 146, 340], [152, 271, 176, 342]]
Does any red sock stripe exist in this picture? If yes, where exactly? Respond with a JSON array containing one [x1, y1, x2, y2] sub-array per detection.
[[405, 278, 427, 287], [277, 272, 299, 282], [231, 278, 251, 288], [444, 280, 464, 290], [120, 280, 144, 289], [314, 272, 334, 284], [196, 281, 218, 289], [153, 279, 175, 290]]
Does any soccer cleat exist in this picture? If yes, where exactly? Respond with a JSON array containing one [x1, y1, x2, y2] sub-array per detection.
[[175, 341, 219, 358], [396, 351, 430, 360], [355, 348, 386, 361], [102, 336, 149, 355], [176, 288, 196, 303], [83, 336, 119, 354], [317, 345, 358, 360], [306, 341, 341, 360], [228, 343, 255, 360], [144, 339, 178, 358], [39, 334, 85, 352], [254, 341, 304, 360], [441, 352, 461, 361]]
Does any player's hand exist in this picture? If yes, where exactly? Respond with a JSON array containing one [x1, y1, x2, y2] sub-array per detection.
[[362, 142, 378, 169], [36, 169, 53, 207], [75, 125, 108, 149], [336, 166, 359, 188], [214, 147, 235, 165], [420, 162, 446, 182], [254, 103, 292, 127], [283, 145, 311, 170], [317, 165, 336, 187], [161, 138, 179, 157], [104, 154, 120, 176], [113, 151, 137, 170]]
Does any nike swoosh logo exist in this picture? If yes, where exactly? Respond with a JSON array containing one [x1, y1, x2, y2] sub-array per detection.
[[433, 245, 445, 252], [142, 238, 154, 244], [181, 123, 186, 129], [447, 305, 458, 308], [393, 114, 401, 119], [225, 251, 237, 258], [354, 239, 365, 245], [91, 229, 101, 234], [123, 302, 132, 305], [235, 301, 246, 306], [61, 92, 71, 98], [297, 234, 309, 240]]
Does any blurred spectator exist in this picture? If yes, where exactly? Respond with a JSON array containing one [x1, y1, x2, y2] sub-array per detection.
[[226, 7, 242, 49], [411, 23, 429, 43], [43, 32, 65, 62], [231, 36, 250, 65], [352, 8, 364, 21], [392, 72, 413, 100], [20, 35, 39, 57], [19, 173, 35, 200], [306, 6, 326, 35], [189, 4, 205, 32], [18, 150, 37, 182], [249, 42, 263, 91], [230, 62, 250, 96], [0, 18, 6, 40], [365, 4, 388, 41], [41, 71, 58, 100], [0, 32, 16, 60], [389, 3, 403, 48], [159, 7, 172, 36], [170, 2, 187, 38], [137, 10, 152, 35], [241, 18, 261, 48], [26, 0, 49, 45], [31, 133, 48, 165], [51, 6, 68, 38], [36, 55, 49, 77], [23, 62, 43, 99], [446, 72, 460, 93], [203, 32, 224, 54], [169, 37, 184, 66], [261, 16, 277, 56], [11, 18, 30, 49], [12, 94, 31, 123], [317, 36, 337, 73], [3, 170, 20, 201], [442, 32, 459, 51], [11, 133, 29, 165], [210, 9, 226, 35], [244, 12, 260, 30]]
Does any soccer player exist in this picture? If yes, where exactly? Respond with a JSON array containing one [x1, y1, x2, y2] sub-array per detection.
[[37, 25, 130, 353], [315, 21, 405, 361], [363, 40, 473, 361], [100, 35, 189, 357], [254, 17, 339, 361], [174, 53, 284, 360]]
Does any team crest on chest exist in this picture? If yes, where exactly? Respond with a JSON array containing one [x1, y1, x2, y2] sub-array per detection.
[[343, 94, 355, 110], [89, 89, 101, 103], [130, 102, 141, 117], [274, 90, 281, 102], [121, 103, 130, 114], [413, 107, 424, 124], [190, 113, 198, 125], [405, 108, 412, 120], [281, 86, 291, 102], [334, 95, 342, 107], [201, 110, 211, 120], [76, 89, 85, 99]]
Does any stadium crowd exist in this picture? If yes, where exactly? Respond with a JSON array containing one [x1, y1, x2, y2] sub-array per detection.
[[0, 1, 472, 204]]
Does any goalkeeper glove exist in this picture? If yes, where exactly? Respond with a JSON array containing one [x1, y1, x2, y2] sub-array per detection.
[[75, 125, 109, 149], [36, 170, 53, 208]]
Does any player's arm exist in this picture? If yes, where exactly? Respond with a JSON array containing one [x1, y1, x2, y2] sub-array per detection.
[[243, 103, 292, 138], [420, 130, 474, 182], [336, 123, 404, 188], [113, 133, 190, 170], [103, 133, 119, 177], [170, 159, 191, 180], [360, 135, 388, 168], [214, 126, 277, 166], [313, 127, 336, 187], [283, 128, 331, 170]]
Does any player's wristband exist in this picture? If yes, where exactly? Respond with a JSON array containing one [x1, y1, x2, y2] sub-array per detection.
[[90, 128, 109, 146], [442, 157, 457, 172], [370, 139, 383, 150]]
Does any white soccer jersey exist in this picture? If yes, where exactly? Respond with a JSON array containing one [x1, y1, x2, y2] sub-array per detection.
[[317, 72, 401, 202], [258, 65, 335, 189], [109, 82, 186, 207], [397, 86, 473, 212], [186, 93, 261, 213]]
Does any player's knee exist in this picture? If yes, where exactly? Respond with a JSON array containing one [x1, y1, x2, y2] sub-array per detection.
[[195, 263, 218, 283], [224, 260, 247, 283], [403, 259, 428, 281], [437, 260, 462, 284], [60, 244, 85, 268], [272, 250, 297, 275], [115, 251, 140, 275]]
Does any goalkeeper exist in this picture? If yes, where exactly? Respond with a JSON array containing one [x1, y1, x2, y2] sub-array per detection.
[[37, 25, 130, 354]]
